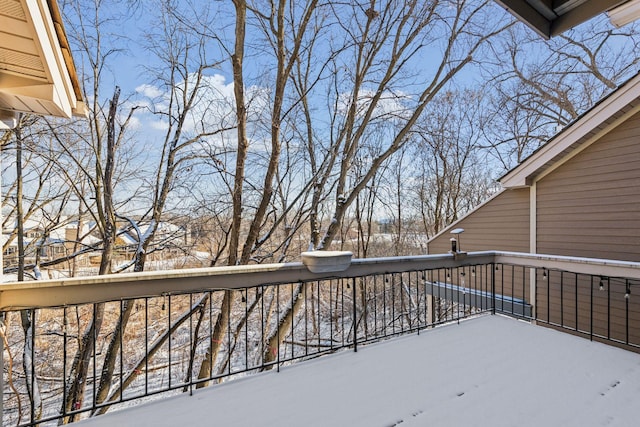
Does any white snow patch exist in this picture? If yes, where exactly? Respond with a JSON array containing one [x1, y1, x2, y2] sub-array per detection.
[[75, 315, 640, 427]]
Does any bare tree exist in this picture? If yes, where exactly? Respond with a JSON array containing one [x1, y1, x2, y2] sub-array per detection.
[[412, 89, 492, 235], [50, 0, 139, 420], [129, 0, 233, 272], [316, 0, 505, 250], [484, 18, 640, 170], [228, 0, 249, 267], [260, 0, 508, 367]]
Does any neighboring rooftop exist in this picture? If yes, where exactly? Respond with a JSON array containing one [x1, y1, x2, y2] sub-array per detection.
[[76, 314, 640, 427]]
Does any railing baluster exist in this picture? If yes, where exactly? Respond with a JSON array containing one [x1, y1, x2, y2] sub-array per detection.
[[304, 283, 308, 357], [607, 277, 611, 340], [145, 297, 149, 397], [90, 304, 96, 416], [547, 269, 550, 323], [189, 293, 193, 393], [575, 274, 578, 332], [382, 275, 387, 337], [168, 294, 172, 389], [626, 279, 630, 345], [590, 276, 594, 341], [511, 265, 515, 316], [341, 279, 345, 347], [352, 278, 358, 352], [245, 288, 249, 370], [276, 284, 280, 372], [391, 274, 396, 335], [316, 281, 320, 353], [62, 307, 68, 422], [291, 284, 295, 362], [32, 309, 36, 423], [119, 300, 124, 403], [491, 263, 496, 315], [560, 271, 564, 327]]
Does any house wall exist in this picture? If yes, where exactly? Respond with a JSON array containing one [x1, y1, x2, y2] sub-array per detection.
[[425, 189, 530, 312], [534, 111, 640, 350], [424, 102, 640, 352], [536, 110, 640, 262], [427, 188, 530, 254]]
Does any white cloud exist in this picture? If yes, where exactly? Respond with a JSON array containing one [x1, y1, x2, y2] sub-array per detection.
[[150, 120, 170, 131], [135, 83, 164, 99], [128, 73, 278, 153], [132, 74, 238, 139]]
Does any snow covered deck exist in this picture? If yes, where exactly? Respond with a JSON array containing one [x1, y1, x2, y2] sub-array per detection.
[[76, 314, 640, 427]]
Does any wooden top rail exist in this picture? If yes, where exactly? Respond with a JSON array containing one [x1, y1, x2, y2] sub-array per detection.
[[1, 251, 639, 310]]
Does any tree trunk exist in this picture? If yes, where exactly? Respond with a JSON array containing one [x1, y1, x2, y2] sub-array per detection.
[[228, 0, 248, 266], [61, 88, 120, 423], [196, 290, 234, 388]]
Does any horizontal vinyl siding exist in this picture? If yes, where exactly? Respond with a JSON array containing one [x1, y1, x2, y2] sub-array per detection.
[[428, 189, 530, 254], [537, 111, 640, 262]]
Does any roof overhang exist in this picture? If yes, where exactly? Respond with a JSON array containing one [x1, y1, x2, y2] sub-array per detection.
[[0, 0, 87, 129], [494, 0, 635, 38], [500, 72, 640, 188]]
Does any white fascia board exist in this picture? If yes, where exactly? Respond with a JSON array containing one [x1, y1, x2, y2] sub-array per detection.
[[23, 0, 75, 118], [500, 73, 640, 188]]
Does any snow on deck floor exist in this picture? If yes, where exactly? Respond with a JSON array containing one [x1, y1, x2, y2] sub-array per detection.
[[77, 315, 640, 427]]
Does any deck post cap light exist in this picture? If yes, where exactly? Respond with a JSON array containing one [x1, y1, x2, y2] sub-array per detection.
[[450, 237, 457, 253], [449, 228, 466, 258]]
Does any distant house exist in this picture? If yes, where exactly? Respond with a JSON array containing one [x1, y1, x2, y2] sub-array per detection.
[[117, 221, 192, 260], [1, 217, 104, 270], [2, 217, 68, 266], [428, 71, 640, 263]]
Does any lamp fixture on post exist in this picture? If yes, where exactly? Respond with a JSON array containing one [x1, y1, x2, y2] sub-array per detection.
[[450, 228, 466, 259]]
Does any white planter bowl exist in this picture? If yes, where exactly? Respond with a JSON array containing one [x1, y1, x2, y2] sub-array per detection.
[[301, 251, 353, 273]]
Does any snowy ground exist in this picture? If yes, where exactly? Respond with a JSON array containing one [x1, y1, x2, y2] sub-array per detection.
[[76, 315, 640, 427]]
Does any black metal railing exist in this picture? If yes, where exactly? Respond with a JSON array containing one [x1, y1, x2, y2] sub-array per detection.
[[532, 267, 640, 348], [2, 251, 640, 426], [1, 265, 493, 426]]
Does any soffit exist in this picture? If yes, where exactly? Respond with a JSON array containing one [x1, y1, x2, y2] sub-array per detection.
[[494, 0, 630, 38], [0, 0, 86, 127]]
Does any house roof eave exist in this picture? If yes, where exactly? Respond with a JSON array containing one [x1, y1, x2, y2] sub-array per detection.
[[494, 0, 631, 39], [499, 71, 640, 188], [0, 0, 86, 129]]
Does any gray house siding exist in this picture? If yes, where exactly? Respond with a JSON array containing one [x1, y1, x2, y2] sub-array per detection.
[[427, 188, 530, 255], [536, 111, 640, 262]]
